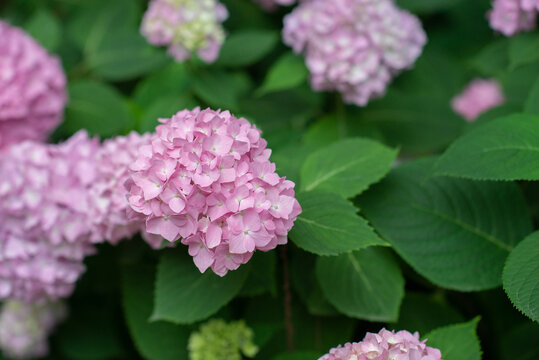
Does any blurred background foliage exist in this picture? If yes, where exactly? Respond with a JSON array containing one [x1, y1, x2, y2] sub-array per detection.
[[2, 0, 539, 359]]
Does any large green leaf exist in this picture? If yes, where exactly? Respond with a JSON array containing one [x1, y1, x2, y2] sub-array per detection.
[[87, 31, 169, 81], [139, 95, 198, 133], [290, 191, 386, 256], [425, 318, 482, 360], [63, 80, 135, 137], [216, 30, 278, 67], [503, 231, 539, 323], [134, 63, 192, 109], [152, 248, 250, 324], [25, 9, 61, 51], [316, 247, 405, 322], [257, 53, 309, 95], [193, 70, 252, 111], [524, 76, 539, 115], [436, 114, 539, 181], [122, 263, 189, 360], [300, 138, 397, 198], [509, 32, 539, 70], [471, 39, 510, 76], [361, 158, 532, 291]]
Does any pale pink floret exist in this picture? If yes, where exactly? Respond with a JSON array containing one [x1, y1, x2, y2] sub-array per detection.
[[488, 0, 538, 36], [0, 300, 66, 359], [319, 328, 442, 360], [141, 0, 228, 63], [127, 107, 301, 276], [0, 21, 67, 150], [0, 132, 100, 302], [451, 79, 506, 122], [282, 0, 426, 106]]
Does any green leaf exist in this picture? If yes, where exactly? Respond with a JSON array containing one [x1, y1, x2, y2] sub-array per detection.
[[500, 322, 539, 360], [122, 263, 189, 360], [139, 95, 198, 133], [300, 138, 397, 198], [134, 63, 192, 108], [239, 251, 277, 297], [25, 9, 61, 51], [64, 80, 135, 137], [258, 53, 309, 95], [471, 39, 510, 76], [273, 352, 323, 360], [290, 191, 386, 256], [436, 114, 539, 181], [524, 76, 539, 115], [217, 30, 278, 67], [360, 158, 532, 291], [425, 318, 482, 360], [509, 32, 539, 70], [396, 0, 464, 14], [393, 292, 464, 334], [316, 247, 405, 322], [193, 70, 252, 111], [87, 31, 169, 81], [152, 248, 250, 324], [503, 231, 539, 323]]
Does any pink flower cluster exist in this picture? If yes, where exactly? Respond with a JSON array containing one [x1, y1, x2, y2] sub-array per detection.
[[141, 0, 228, 63], [0, 300, 66, 360], [282, 0, 426, 106], [0, 131, 153, 302], [319, 329, 442, 360], [451, 79, 506, 122], [0, 21, 67, 151], [488, 0, 539, 36], [127, 108, 301, 276]]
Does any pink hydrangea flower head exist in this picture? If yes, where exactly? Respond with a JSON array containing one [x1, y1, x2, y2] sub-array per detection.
[[141, 0, 228, 63], [0, 300, 67, 359], [0, 131, 102, 302], [319, 328, 442, 360], [90, 132, 157, 245], [282, 0, 427, 106], [488, 0, 538, 36], [0, 21, 67, 150], [451, 78, 506, 122], [127, 107, 301, 276]]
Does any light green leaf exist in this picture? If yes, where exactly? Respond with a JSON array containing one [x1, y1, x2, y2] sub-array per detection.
[[122, 263, 189, 360], [361, 158, 532, 291], [64, 80, 135, 137], [425, 318, 482, 360], [217, 30, 278, 67], [503, 231, 539, 323], [436, 114, 539, 180], [152, 248, 250, 324], [87, 31, 169, 81], [471, 39, 510, 76], [25, 9, 61, 51], [300, 138, 397, 198], [290, 191, 386, 256], [258, 53, 309, 95], [509, 32, 539, 70], [316, 247, 405, 322]]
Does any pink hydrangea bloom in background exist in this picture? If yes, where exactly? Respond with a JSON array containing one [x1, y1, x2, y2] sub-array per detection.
[[141, 0, 228, 63], [253, 0, 296, 11], [91, 132, 161, 246], [488, 0, 538, 36], [127, 107, 301, 276], [0, 132, 100, 302], [282, 0, 426, 106], [0, 21, 67, 150], [451, 79, 506, 122], [0, 300, 66, 359], [319, 328, 442, 360]]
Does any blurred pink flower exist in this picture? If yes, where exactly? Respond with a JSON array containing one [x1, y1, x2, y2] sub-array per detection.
[[451, 79, 506, 122], [319, 328, 442, 360], [0, 21, 67, 150], [282, 0, 426, 106], [488, 0, 538, 36], [141, 0, 228, 63], [127, 107, 301, 276]]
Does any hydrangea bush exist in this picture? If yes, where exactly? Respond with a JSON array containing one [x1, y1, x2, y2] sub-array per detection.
[[1, 0, 539, 359]]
